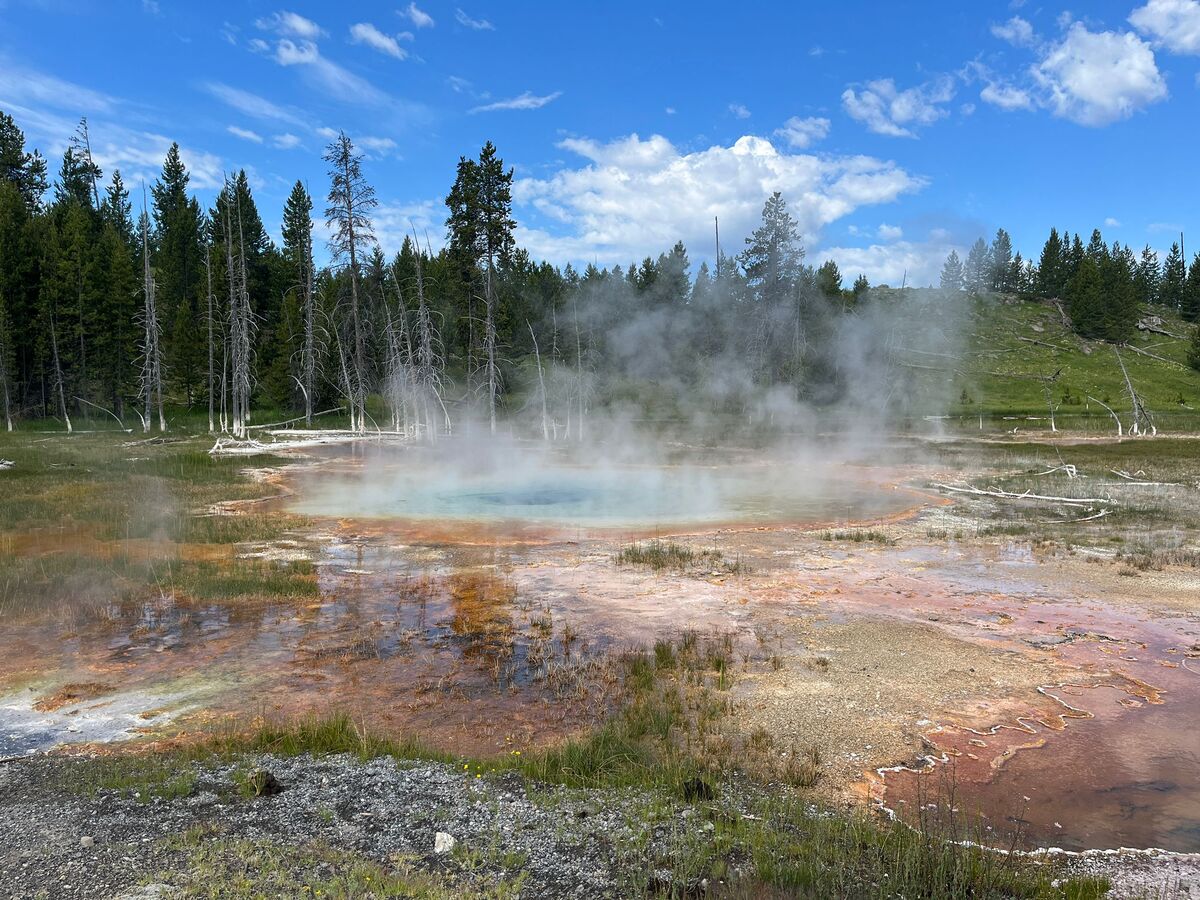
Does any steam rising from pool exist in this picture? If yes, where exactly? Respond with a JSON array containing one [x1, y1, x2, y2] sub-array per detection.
[[286, 440, 915, 531]]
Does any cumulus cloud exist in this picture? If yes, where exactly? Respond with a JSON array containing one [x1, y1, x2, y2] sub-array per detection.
[[841, 76, 956, 138], [1130, 0, 1200, 54], [1105, 216, 1122, 227], [401, 2, 436, 28], [227, 125, 263, 143], [991, 16, 1037, 47], [511, 133, 925, 264], [1033, 23, 1167, 125], [255, 10, 325, 40], [358, 135, 399, 156], [728, 103, 751, 119], [455, 8, 495, 30], [774, 116, 831, 149], [877, 223, 903, 240], [349, 22, 408, 59], [818, 236, 959, 287], [470, 90, 561, 113], [980, 81, 1034, 110]]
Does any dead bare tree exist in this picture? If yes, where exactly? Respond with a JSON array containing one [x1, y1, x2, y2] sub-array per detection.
[[1114, 348, 1156, 436], [300, 210, 316, 428], [412, 249, 451, 439], [204, 235, 216, 433], [528, 321, 549, 441], [138, 203, 166, 433], [47, 306, 71, 433], [0, 313, 12, 432], [323, 132, 377, 434], [221, 181, 254, 440]]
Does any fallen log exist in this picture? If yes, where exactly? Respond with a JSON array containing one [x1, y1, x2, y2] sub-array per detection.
[[932, 482, 1112, 506]]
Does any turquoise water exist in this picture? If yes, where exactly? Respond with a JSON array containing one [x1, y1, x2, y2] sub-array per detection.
[[286, 447, 916, 529]]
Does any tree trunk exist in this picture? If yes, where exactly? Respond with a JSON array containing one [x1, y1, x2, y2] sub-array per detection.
[[48, 308, 72, 434]]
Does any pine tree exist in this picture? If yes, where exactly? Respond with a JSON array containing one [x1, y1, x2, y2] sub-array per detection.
[[1160, 243, 1186, 311], [989, 228, 1013, 291], [100, 171, 133, 246], [0, 111, 48, 210], [1099, 246, 1138, 342], [964, 238, 990, 293], [852, 273, 870, 298], [1035, 228, 1066, 298], [939, 250, 964, 291], [281, 180, 316, 422], [324, 131, 377, 432], [1134, 245, 1160, 306], [816, 260, 842, 298], [1189, 324, 1200, 373], [92, 223, 137, 413], [1066, 254, 1103, 339], [740, 192, 804, 305], [444, 141, 515, 432], [1184, 253, 1200, 323], [152, 143, 203, 402]]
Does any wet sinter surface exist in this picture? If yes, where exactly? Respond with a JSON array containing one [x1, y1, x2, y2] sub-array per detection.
[[1, 445, 1198, 854]]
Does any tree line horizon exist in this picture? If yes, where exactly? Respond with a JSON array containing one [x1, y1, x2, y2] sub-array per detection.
[[1, 107, 1198, 436]]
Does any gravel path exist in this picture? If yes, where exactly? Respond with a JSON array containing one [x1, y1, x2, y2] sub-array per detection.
[[0, 753, 650, 899], [2, 752, 1197, 899]]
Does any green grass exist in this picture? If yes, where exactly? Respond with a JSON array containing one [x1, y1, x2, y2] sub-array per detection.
[[61, 754, 199, 802], [948, 294, 1200, 428], [819, 529, 897, 546], [617, 540, 748, 573], [0, 428, 312, 622], [161, 827, 522, 899]]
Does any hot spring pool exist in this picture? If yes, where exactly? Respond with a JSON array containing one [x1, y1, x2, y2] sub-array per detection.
[[285, 444, 921, 531]]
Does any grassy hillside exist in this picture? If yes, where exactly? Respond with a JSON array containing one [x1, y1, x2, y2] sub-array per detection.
[[939, 295, 1200, 431]]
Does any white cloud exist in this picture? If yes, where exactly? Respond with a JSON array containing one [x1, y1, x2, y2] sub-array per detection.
[[204, 82, 306, 127], [227, 125, 263, 143], [371, 198, 444, 256], [991, 16, 1036, 47], [818, 237, 958, 288], [728, 102, 751, 119], [1105, 216, 1122, 227], [470, 90, 561, 113], [980, 81, 1034, 110], [255, 10, 325, 40], [455, 8, 494, 30], [841, 76, 956, 138], [349, 22, 408, 59], [272, 133, 302, 149], [1130, 0, 1200, 54], [1033, 23, 1167, 125], [358, 135, 399, 156], [0, 60, 117, 115], [267, 38, 392, 106], [401, 2, 436, 28], [142, 0, 160, 15], [511, 133, 925, 264], [877, 223, 903, 240], [665, 106, 677, 115], [316, 126, 339, 139], [774, 116, 831, 149]]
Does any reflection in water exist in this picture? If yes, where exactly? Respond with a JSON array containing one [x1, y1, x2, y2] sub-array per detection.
[[873, 559, 1200, 853]]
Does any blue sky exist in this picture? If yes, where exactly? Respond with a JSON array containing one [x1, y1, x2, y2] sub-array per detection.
[[1, 0, 1197, 285]]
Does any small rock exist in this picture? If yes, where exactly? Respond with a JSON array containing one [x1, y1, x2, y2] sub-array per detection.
[[247, 769, 284, 797], [434, 832, 456, 854], [80, 836, 94, 849]]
